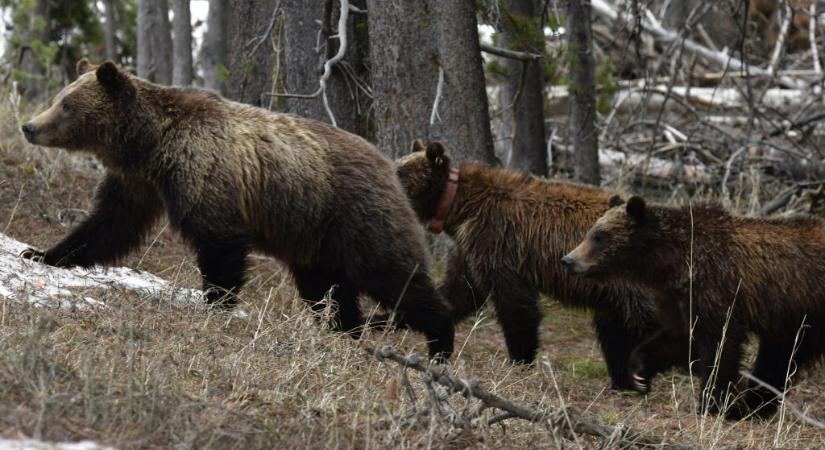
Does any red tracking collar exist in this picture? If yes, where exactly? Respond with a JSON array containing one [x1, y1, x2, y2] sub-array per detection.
[[427, 168, 460, 234]]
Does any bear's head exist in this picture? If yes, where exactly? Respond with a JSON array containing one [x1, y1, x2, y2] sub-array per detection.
[[562, 195, 654, 279], [395, 140, 453, 223], [21, 59, 136, 152]]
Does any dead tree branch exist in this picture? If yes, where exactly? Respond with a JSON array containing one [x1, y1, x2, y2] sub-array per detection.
[[267, 0, 350, 126], [480, 42, 544, 61], [740, 371, 825, 430], [590, 0, 804, 89], [369, 345, 697, 449]]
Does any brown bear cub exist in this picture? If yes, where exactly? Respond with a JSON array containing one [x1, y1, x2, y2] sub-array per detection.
[[19, 60, 454, 359], [396, 141, 676, 389], [563, 196, 825, 418]]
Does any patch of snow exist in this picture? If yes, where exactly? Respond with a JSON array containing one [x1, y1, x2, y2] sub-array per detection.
[[0, 437, 115, 450], [0, 233, 203, 308]]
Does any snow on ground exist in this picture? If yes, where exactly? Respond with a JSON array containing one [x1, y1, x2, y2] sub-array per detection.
[[0, 233, 202, 308], [0, 437, 115, 450]]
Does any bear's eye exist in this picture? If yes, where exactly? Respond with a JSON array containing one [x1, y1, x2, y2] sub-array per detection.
[[60, 104, 72, 115], [592, 232, 606, 245]]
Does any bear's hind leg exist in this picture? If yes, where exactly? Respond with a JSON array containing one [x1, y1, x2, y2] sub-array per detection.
[[440, 247, 485, 322], [488, 283, 541, 365], [745, 329, 820, 419], [695, 324, 747, 419], [293, 267, 363, 335], [362, 269, 454, 360]]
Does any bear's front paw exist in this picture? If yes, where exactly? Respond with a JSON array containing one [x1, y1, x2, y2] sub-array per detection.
[[19, 247, 46, 263], [628, 354, 652, 394]]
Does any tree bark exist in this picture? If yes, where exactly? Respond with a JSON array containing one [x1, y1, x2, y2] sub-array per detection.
[[172, 0, 193, 86], [499, 0, 547, 176], [432, 0, 496, 165], [366, 0, 439, 159], [281, 0, 370, 135], [203, 0, 228, 93], [367, 0, 494, 164], [137, 0, 173, 84], [566, 0, 600, 185], [103, 0, 118, 62], [224, 0, 280, 105]]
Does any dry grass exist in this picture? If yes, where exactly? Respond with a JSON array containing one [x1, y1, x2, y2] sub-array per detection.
[[1, 88, 824, 449]]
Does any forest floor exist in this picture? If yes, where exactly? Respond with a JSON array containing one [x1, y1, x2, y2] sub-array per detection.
[[1, 98, 824, 449]]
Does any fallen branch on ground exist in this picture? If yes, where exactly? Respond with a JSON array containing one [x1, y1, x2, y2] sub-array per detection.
[[740, 371, 825, 430], [368, 345, 698, 449]]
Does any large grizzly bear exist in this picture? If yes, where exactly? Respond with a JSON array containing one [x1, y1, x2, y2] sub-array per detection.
[[395, 141, 675, 389], [563, 196, 825, 418], [19, 60, 454, 359]]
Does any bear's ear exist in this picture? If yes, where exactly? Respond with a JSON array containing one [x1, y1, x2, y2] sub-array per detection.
[[96, 61, 135, 99], [425, 142, 448, 168], [410, 139, 425, 153], [626, 196, 646, 222], [608, 195, 625, 208], [76, 58, 96, 75]]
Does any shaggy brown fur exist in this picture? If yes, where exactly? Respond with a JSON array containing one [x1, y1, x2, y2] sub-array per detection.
[[19, 60, 454, 359], [564, 196, 825, 419], [396, 141, 670, 389]]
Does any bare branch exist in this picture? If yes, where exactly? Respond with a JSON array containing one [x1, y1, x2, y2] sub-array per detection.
[[429, 67, 444, 125], [368, 345, 695, 449], [247, 2, 282, 58], [810, 2, 821, 75], [267, 0, 351, 127], [768, 0, 793, 76], [480, 42, 543, 61], [740, 371, 825, 430]]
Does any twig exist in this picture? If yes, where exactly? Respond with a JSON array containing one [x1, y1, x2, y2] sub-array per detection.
[[3, 182, 25, 234], [247, 2, 282, 57], [268, 0, 350, 126], [430, 67, 444, 125], [721, 146, 747, 201], [480, 42, 543, 61], [740, 371, 825, 430]]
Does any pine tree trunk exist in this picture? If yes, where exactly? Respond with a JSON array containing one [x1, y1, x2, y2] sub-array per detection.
[[431, 0, 495, 165], [225, 0, 279, 105], [366, 0, 439, 159], [566, 0, 599, 185], [137, 0, 173, 84], [281, 0, 369, 134], [203, 0, 227, 93], [103, 0, 118, 62], [367, 0, 494, 164], [500, 0, 547, 176], [172, 0, 193, 86]]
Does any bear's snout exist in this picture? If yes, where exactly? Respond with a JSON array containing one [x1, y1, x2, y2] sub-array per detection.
[[561, 254, 588, 274], [21, 123, 35, 143]]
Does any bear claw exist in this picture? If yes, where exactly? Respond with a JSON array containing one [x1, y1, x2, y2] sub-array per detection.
[[631, 373, 650, 393], [19, 248, 45, 263]]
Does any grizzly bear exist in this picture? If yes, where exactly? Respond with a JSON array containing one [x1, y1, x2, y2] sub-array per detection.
[[563, 196, 825, 418], [395, 141, 679, 389], [19, 59, 454, 359]]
